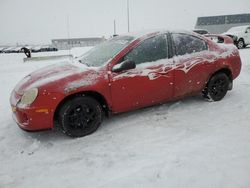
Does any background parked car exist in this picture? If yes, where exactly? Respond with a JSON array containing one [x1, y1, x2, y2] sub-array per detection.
[[223, 25, 250, 49], [31, 45, 58, 53], [0, 47, 7, 53], [2, 47, 18, 53], [0, 45, 58, 53]]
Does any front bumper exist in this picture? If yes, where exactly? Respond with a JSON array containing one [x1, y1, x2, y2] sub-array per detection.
[[11, 105, 53, 131], [10, 90, 54, 131]]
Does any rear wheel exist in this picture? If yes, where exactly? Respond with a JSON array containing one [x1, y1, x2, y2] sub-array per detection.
[[58, 96, 103, 137], [202, 73, 230, 101]]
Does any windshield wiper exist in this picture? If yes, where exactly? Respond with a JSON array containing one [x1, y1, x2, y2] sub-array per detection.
[[78, 59, 90, 67]]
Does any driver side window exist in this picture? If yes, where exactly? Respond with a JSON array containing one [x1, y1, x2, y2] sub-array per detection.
[[124, 34, 168, 65]]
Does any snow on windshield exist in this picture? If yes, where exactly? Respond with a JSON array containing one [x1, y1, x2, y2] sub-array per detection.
[[78, 36, 134, 67]]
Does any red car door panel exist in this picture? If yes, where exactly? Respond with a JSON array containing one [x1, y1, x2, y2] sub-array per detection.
[[109, 34, 174, 113], [173, 51, 216, 97], [171, 33, 216, 97], [110, 60, 174, 113]]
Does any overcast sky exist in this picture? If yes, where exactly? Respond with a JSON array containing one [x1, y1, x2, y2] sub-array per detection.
[[0, 0, 250, 45]]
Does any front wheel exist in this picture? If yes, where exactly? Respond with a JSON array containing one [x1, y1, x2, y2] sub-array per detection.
[[202, 73, 230, 101], [237, 39, 245, 49], [58, 96, 103, 137]]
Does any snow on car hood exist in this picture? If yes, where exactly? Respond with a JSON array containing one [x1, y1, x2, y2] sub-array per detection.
[[14, 61, 94, 94]]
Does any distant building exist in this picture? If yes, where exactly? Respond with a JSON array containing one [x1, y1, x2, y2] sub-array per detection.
[[52, 37, 106, 50], [195, 13, 250, 34]]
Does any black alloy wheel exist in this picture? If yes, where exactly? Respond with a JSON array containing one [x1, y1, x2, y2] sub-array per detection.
[[237, 39, 245, 49], [59, 96, 103, 137], [203, 73, 230, 101]]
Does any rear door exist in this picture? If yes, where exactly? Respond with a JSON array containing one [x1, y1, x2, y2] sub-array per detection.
[[171, 33, 214, 98], [110, 34, 175, 113]]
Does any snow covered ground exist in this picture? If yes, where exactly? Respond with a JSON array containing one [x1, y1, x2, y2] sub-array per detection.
[[0, 47, 250, 188]]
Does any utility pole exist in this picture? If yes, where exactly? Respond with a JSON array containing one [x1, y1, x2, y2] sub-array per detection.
[[114, 19, 117, 36], [66, 15, 71, 54], [67, 15, 70, 41], [127, 0, 130, 32]]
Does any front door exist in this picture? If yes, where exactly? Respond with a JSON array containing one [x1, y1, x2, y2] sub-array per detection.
[[110, 34, 174, 113]]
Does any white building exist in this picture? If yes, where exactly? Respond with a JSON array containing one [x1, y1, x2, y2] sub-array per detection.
[[52, 37, 106, 50], [195, 13, 250, 34]]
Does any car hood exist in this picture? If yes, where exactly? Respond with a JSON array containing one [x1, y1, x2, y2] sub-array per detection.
[[14, 61, 99, 94]]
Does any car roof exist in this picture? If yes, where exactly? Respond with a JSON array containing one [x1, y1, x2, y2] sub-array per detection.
[[120, 29, 198, 40], [229, 25, 250, 30], [121, 29, 166, 39]]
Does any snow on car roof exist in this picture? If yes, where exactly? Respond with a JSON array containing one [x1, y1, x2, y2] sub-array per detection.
[[123, 29, 166, 39], [171, 29, 196, 35], [120, 29, 198, 40], [24, 46, 33, 49], [31, 46, 42, 50], [4, 47, 15, 51], [228, 25, 250, 31]]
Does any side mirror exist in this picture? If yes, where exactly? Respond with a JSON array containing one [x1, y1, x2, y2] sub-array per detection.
[[112, 60, 136, 73]]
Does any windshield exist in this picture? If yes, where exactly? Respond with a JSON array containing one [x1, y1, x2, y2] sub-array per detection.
[[78, 36, 134, 67]]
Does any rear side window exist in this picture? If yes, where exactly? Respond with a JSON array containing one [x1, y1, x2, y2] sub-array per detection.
[[124, 34, 168, 65], [172, 33, 207, 56]]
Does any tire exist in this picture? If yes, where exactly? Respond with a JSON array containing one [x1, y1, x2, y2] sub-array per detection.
[[58, 96, 103, 137], [202, 73, 230, 101], [237, 39, 245, 49]]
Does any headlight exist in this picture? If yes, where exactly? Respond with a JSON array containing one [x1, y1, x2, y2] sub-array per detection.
[[20, 88, 38, 105]]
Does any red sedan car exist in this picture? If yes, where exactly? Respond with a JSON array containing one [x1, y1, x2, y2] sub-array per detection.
[[10, 30, 241, 137]]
